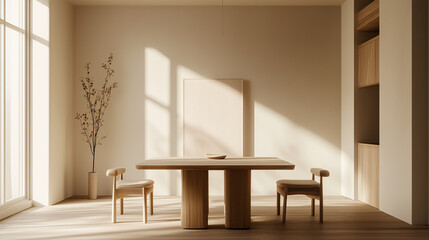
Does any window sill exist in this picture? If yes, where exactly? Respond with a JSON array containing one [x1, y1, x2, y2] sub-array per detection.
[[0, 198, 32, 221]]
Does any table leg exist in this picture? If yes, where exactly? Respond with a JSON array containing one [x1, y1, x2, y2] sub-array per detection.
[[181, 170, 208, 229], [224, 169, 251, 229]]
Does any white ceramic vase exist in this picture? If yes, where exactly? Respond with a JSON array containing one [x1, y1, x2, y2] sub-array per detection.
[[88, 172, 97, 200]]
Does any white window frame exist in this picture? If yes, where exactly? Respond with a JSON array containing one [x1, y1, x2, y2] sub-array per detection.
[[0, 0, 32, 220]]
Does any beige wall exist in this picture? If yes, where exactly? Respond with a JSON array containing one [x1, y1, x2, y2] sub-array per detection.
[[379, 0, 413, 224], [73, 6, 341, 196], [340, 0, 355, 199], [379, 0, 428, 225], [49, 0, 75, 205]]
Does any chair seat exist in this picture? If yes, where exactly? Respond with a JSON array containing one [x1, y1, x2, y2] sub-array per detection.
[[276, 179, 320, 188], [117, 179, 154, 189]]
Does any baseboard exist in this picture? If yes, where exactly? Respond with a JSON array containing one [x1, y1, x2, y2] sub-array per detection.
[[69, 195, 111, 199]]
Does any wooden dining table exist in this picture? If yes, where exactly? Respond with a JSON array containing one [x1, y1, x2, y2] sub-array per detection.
[[136, 157, 295, 229]]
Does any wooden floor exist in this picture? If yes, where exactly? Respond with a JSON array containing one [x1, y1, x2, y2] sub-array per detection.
[[0, 195, 428, 240]]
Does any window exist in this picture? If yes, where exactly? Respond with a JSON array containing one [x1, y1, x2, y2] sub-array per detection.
[[0, 0, 27, 206]]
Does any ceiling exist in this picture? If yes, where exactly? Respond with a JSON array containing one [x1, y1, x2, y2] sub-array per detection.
[[68, 0, 345, 6]]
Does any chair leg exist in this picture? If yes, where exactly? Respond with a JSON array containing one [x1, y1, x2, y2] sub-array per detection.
[[282, 193, 287, 223], [120, 198, 124, 215], [112, 196, 117, 223], [319, 196, 323, 223], [150, 191, 154, 215], [276, 192, 280, 216], [311, 198, 315, 216], [143, 188, 148, 223]]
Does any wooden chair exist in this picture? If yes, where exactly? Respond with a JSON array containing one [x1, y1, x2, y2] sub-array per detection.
[[276, 168, 330, 223], [106, 168, 154, 223]]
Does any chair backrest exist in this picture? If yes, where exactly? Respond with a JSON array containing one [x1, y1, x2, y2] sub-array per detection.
[[310, 168, 330, 177], [310, 168, 329, 195], [106, 168, 126, 177]]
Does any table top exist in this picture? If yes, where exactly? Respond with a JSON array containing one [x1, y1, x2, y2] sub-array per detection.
[[136, 157, 295, 170]]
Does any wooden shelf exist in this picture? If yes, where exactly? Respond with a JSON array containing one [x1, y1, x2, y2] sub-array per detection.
[[357, 0, 379, 31], [358, 36, 379, 88], [358, 142, 379, 147]]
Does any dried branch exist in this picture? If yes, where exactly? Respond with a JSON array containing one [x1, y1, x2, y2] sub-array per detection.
[[75, 53, 118, 173]]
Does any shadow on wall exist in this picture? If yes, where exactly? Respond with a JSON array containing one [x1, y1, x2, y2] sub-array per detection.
[[74, 6, 341, 196]]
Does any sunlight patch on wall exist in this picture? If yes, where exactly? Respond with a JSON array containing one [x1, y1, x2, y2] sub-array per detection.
[[144, 48, 178, 195], [31, 39, 49, 205], [253, 102, 340, 195], [145, 100, 170, 157], [341, 149, 354, 198], [145, 48, 170, 107], [144, 47, 171, 158], [31, 0, 50, 206]]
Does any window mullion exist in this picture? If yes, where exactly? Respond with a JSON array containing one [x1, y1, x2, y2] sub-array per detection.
[[1, 21, 4, 205], [1, 0, 4, 207], [25, 0, 30, 201], [1, 16, 4, 205], [0, 1, 6, 204]]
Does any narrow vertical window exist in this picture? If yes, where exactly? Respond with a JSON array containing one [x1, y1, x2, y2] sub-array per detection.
[[4, 26, 25, 202], [0, 21, 4, 205], [0, 0, 27, 207]]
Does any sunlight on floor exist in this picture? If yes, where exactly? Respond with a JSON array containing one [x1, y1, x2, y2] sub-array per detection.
[[0, 196, 428, 240]]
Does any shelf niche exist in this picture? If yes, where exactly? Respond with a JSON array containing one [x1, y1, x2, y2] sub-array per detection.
[[355, 0, 380, 209]]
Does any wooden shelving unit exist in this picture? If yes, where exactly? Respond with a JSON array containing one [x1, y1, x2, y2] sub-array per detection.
[[357, 0, 379, 31], [355, 0, 380, 209]]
